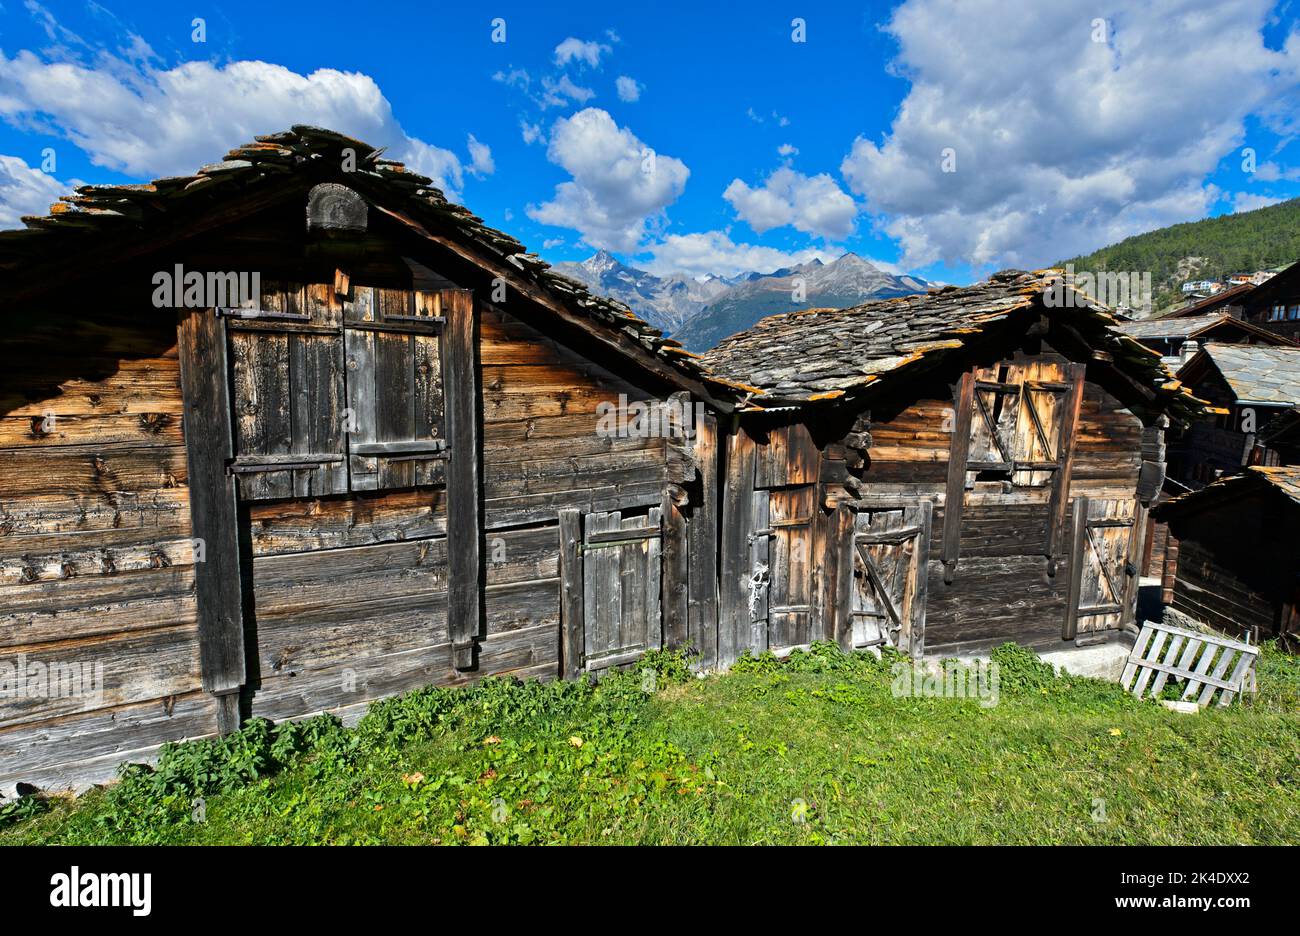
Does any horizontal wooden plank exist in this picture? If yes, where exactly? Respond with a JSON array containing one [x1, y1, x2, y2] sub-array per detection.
[[0, 624, 201, 725], [0, 690, 218, 788]]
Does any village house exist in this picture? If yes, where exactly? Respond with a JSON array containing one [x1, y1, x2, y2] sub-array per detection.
[[0, 127, 738, 793], [1167, 343, 1300, 487], [1247, 260, 1300, 342], [1116, 312, 1293, 369], [1153, 466, 1300, 650], [0, 129, 1201, 794], [698, 272, 1198, 661]]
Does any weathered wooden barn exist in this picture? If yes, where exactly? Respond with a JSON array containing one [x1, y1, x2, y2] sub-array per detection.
[[1152, 467, 1300, 649], [0, 128, 1200, 793], [0, 127, 735, 792], [699, 271, 1199, 661], [1116, 312, 1293, 370], [1168, 343, 1300, 486]]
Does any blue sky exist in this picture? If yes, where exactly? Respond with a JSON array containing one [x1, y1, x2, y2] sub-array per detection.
[[1, 0, 1298, 285]]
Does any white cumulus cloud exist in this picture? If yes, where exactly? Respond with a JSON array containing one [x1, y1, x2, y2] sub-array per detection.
[[527, 108, 689, 253], [724, 166, 858, 240], [0, 46, 489, 200], [840, 0, 1300, 270], [0, 153, 75, 228], [616, 76, 642, 102], [554, 38, 611, 69], [642, 230, 834, 279]]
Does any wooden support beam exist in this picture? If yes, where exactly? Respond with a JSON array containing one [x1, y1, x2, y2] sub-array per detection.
[[558, 509, 584, 680], [1062, 496, 1089, 641], [941, 370, 975, 584], [444, 289, 481, 670], [662, 486, 690, 650], [1045, 362, 1086, 573], [718, 424, 757, 667], [830, 505, 856, 651], [177, 308, 246, 734], [686, 412, 720, 667]]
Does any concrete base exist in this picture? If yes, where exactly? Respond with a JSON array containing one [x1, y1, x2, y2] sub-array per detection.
[[1038, 638, 1133, 681], [925, 631, 1136, 683]]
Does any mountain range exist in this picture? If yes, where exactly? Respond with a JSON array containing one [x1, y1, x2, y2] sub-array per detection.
[[553, 250, 933, 351]]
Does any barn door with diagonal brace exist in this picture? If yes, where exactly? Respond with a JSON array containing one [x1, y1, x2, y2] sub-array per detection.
[[851, 502, 932, 657], [1064, 496, 1138, 640]]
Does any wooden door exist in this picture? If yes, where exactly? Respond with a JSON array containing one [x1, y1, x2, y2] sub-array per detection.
[[748, 486, 817, 654], [562, 507, 663, 676], [851, 502, 932, 656], [1063, 496, 1138, 640]]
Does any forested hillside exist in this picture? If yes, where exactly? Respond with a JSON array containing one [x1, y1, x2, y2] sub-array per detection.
[[1060, 197, 1300, 311]]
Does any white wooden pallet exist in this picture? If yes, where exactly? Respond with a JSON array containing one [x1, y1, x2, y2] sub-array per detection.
[[1121, 620, 1257, 707]]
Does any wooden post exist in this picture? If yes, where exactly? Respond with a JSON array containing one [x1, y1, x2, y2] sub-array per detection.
[[718, 423, 757, 667], [444, 289, 481, 670], [1121, 503, 1148, 629], [662, 486, 690, 650], [178, 308, 246, 734], [1045, 363, 1086, 572], [830, 505, 856, 651], [1062, 495, 1089, 640], [910, 499, 934, 659], [558, 509, 584, 680], [686, 412, 720, 668], [941, 371, 975, 584]]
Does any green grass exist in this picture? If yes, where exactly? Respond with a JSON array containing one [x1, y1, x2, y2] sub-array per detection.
[[4, 642, 1299, 845]]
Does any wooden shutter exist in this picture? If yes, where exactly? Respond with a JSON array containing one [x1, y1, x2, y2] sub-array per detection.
[[966, 365, 1022, 475], [944, 361, 1085, 576], [1064, 496, 1137, 640], [576, 508, 663, 674], [851, 502, 932, 657], [1006, 361, 1072, 487], [227, 284, 348, 501], [344, 287, 448, 490]]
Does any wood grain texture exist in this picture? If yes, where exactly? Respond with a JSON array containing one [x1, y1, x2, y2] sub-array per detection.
[[177, 308, 245, 723]]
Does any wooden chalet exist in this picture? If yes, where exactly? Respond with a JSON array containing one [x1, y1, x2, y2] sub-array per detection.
[[0, 127, 736, 792], [1152, 466, 1300, 649], [1168, 343, 1300, 486], [1116, 312, 1292, 370], [1241, 260, 1300, 343], [699, 271, 1199, 660], [0, 127, 1201, 793]]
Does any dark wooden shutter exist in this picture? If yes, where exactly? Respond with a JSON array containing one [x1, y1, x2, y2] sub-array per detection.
[[227, 284, 348, 501], [851, 501, 932, 656], [179, 307, 246, 733], [344, 287, 447, 491]]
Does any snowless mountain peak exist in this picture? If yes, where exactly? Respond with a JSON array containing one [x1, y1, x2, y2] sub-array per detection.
[[551, 249, 932, 350]]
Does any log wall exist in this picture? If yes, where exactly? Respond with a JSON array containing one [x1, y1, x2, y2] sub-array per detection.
[[0, 285, 680, 792], [0, 309, 212, 791]]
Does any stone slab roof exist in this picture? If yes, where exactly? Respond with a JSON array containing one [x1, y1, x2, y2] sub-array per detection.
[[1186, 343, 1300, 406]]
